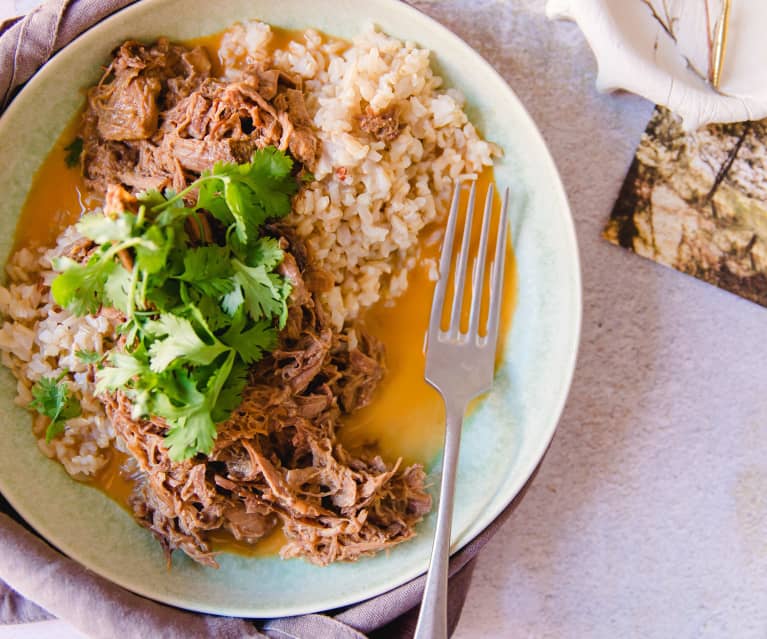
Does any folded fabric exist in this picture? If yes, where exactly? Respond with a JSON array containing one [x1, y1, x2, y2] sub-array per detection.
[[0, 483, 517, 638]]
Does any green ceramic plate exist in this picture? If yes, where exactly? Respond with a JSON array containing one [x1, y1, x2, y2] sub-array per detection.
[[0, 0, 580, 617]]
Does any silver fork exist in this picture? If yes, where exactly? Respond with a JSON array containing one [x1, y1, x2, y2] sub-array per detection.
[[413, 180, 510, 639]]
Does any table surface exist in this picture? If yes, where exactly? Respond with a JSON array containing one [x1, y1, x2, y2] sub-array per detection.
[[1, 1, 766, 638]]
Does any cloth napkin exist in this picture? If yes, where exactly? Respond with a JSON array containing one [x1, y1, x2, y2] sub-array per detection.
[[0, 1, 540, 637]]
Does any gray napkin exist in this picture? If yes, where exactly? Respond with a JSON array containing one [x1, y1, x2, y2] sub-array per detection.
[[0, 1, 537, 637]]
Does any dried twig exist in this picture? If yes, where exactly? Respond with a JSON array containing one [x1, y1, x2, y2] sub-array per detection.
[[640, 0, 727, 91], [711, 0, 731, 89], [705, 122, 751, 204], [641, 0, 674, 39], [704, 0, 714, 79]]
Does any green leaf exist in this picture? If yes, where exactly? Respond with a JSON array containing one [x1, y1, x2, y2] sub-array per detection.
[[221, 280, 245, 316], [77, 212, 134, 243], [197, 168, 234, 226], [127, 387, 153, 421], [246, 237, 284, 270], [75, 349, 103, 365], [151, 371, 203, 420], [145, 279, 182, 313], [135, 189, 166, 208], [103, 264, 132, 312], [155, 204, 196, 228], [197, 294, 231, 332], [146, 314, 230, 372], [232, 259, 290, 326], [28, 376, 81, 442], [51, 253, 116, 315], [135, 225, 172, 275], [223, 178, 259, 245], [275, 275, 292, 328], [177, 246, 235, 297], [220, 317, 278, 364], [158, 351, 235, 460], [211, 358, 249, 422], [239, 146, 297, 218], [163, 411, 217, 461], [198, 149, 298, 247], [206, 348, 237, 400], [29, 377, 72, 419], [48, 151, 300, 460], [64, 138, 83, 169], [95, 352, 146, 394], [248, 145, 294, 180]]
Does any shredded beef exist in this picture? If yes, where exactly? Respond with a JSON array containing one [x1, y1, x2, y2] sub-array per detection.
[[87, 38, 429, 568], [81, 39, 318, 196], [103, 233, 431, 567], [359, 106, 400, 142]]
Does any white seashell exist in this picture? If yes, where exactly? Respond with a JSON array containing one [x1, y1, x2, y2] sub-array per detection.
[[546, 0, 767, 129]]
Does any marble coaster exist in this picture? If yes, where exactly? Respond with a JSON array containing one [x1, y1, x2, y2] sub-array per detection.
[[604, 106, 767, 307]]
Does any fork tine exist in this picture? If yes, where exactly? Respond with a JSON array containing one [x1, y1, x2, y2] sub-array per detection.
[[468, 183, 494, 337], [448, 180, 477, 337], [486, 187, 510, 348], [429, 182, 462, 336]]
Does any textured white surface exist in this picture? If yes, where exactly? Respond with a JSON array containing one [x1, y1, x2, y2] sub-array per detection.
[[2, 0, 767, 637], [546, 0, 767, 129]]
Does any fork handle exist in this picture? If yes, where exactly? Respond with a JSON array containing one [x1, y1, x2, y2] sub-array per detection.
[[413, 403, 464, 639]]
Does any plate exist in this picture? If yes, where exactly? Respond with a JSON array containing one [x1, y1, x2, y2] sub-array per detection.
[[0, 0, 580, 617]]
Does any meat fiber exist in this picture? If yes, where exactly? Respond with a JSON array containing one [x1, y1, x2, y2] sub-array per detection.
[[87, 38, 430, 569], [103, 232, 431, 567], [81, 39, 318, 196], [358, 106, 400, 142]]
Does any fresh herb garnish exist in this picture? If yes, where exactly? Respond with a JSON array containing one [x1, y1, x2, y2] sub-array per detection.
[[51, 147, 300, 461], [75, 349, 104, 365], [29, 374, 82, 443], [64, 138, 83, 169]]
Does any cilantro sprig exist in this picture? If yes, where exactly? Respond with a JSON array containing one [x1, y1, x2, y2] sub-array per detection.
[[48, 147, 300, 460], [29, 374, 82, 443], [75, 349, 104, 365]]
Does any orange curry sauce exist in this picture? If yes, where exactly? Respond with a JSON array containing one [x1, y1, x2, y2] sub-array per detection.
[[12, 27, 516, 557]]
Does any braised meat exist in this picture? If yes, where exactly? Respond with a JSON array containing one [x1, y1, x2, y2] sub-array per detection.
[[87, 38, 430, 568], [104, 232, 431, 567], [359, 106, 400, 142], [81, 39, 317, 196]]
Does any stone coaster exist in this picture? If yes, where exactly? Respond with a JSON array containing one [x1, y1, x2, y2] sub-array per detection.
[[604, 106, 767, 307]]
